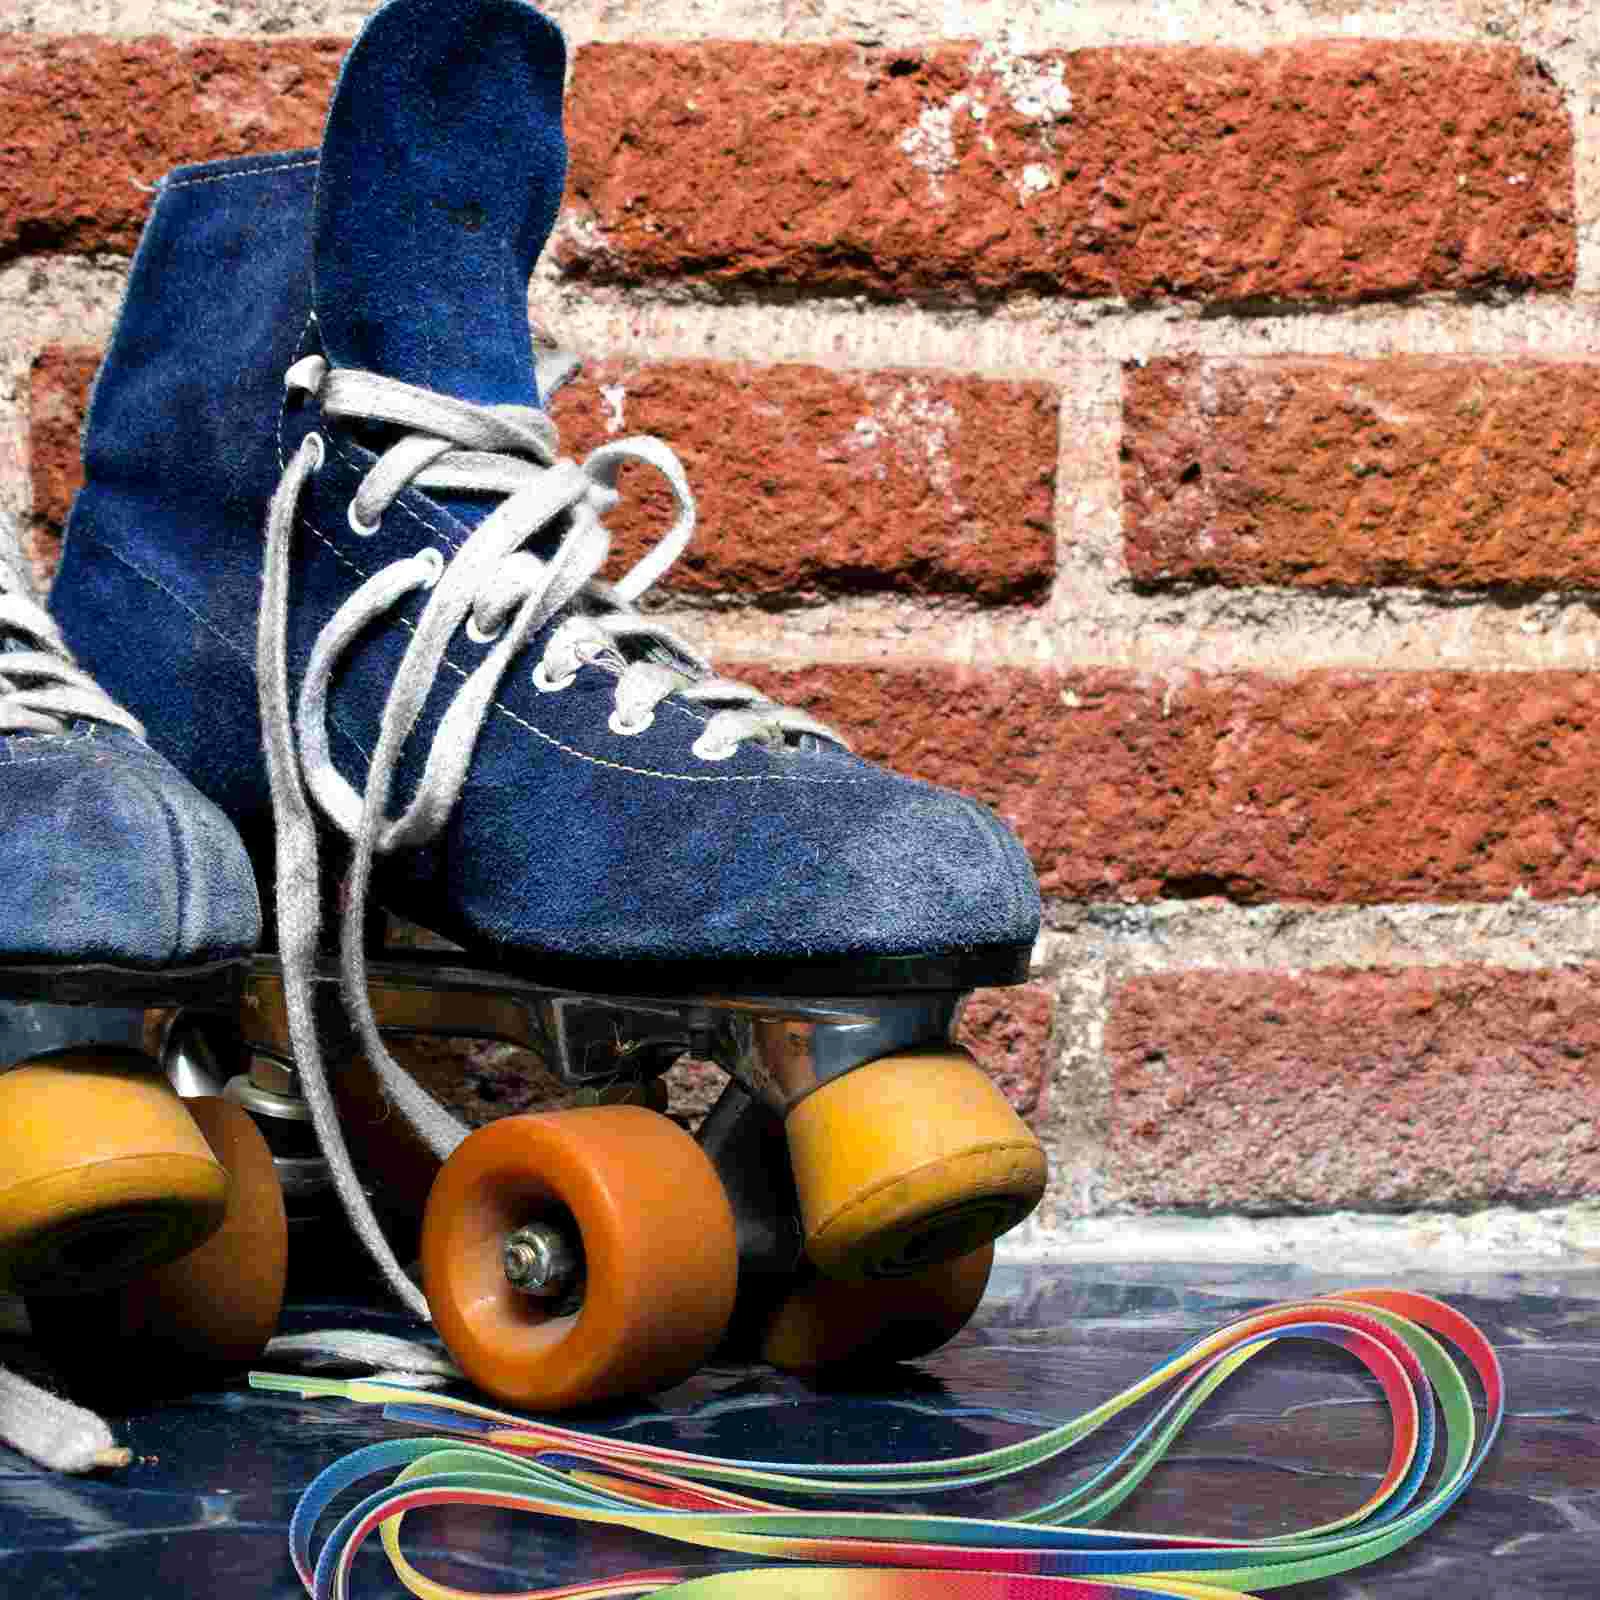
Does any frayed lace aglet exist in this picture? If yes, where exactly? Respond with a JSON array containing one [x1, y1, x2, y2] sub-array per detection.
[[0, 1364, 127, 1473]]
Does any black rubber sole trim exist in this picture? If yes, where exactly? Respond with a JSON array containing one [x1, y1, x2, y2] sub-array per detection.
[[0, 957, 250, 1009]]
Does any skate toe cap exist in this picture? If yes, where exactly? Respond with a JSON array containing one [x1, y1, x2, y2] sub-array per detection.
[[759, 775, 1041, 959], [0, 728, 260, 969]]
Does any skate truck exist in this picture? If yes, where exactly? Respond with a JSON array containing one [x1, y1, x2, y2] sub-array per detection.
[[6, 0, 1049, 1414]]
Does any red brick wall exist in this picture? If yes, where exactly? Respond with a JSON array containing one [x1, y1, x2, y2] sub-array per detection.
[[7, 14, 1596, 1233]]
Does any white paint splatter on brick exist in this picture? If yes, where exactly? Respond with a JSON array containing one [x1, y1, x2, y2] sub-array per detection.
[[899, 90, 996, 197], [1018, 161, 1055, 202], [598, 382, 627, 433], [847, 379, 962, 498], [974, 31, 1074, 125], [898, 100, 961, 197], [548, 206, 617, 269], [897, 32, 1071, 202], [849, 414, 887, 473]]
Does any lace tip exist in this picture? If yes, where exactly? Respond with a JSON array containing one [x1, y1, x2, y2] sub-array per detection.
[[249, 1371, 357, 1401], [249, 1370, 415, 1407]]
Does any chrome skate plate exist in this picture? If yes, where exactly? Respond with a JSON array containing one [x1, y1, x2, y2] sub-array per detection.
[[239, 953, 964, 1112]]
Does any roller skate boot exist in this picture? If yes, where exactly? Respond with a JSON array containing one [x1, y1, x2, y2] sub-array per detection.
[[0, 528, 282, 1387], [50, 0, 1047, 1408]]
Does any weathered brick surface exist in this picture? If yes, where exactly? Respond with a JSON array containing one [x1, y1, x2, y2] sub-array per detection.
[[6, 37, 1571, 304], [31, 344, 1057, 602], [26, 344, 98, 582], [1125, 357, 1600, 592], [740, 664, 1600, 904], [553, 358, 1056, 601], [1108, 966, 1600, 1210], [0, 37, 340, 259], [955, 983, 1055, 1120], [563, 40, 1574, 306]]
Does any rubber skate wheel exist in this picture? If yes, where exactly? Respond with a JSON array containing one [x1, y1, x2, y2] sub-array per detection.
[[117, 1097, 288, 1370], [421, 1106, 738, 1411], [786, 1048, 1046, 1283], [26, 1098, 289, 1388], [762, 1242, 993, 1371], [0, 1051, 227, 1296]]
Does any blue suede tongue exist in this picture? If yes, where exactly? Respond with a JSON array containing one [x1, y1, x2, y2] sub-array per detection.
[[312, 0, 568, 410]]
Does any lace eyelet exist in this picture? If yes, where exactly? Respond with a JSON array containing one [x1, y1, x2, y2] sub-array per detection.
[[466, 612, 506, 645], [608, 708, 654, 737], [532, 658, 576, 692], [691, 732, 740, 763], [416, 548, 445, 588], [303, 432, 326, 472], [348, 501, 383, 537]]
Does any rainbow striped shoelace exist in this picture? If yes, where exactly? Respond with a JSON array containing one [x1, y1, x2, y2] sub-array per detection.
[[254, 1286, 1501, 1600]]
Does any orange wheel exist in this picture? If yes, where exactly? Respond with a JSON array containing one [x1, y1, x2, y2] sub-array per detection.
[[117, 1097, 289, 1370], [422, 1106, 738, 1411], [761, 1243, 994, 1372], [0, 1050, 226, 1296], [786, 1047, 1046, 1282]]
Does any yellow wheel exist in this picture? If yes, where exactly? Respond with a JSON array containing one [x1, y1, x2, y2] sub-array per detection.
[[27, 1098, 288, 1386], [762, 1243, 994, 1372], [0, 1051, 227, 1296], [422, 1106, 738, 1411], [117, 1097, 288, 1370], [785, 1047, 1046, 1282]]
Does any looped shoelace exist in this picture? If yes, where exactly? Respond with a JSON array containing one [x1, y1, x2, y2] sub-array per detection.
[[260, 357, 842, 1319], [0, 555, 143, 739], [254, 1286, 1505, 1600]]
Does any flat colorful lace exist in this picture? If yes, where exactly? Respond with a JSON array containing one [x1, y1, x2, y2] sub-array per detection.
[[254, 1287, 1502, 1600]]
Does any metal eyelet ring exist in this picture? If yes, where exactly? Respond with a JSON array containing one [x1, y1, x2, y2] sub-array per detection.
[[466, 612, 506, 645], [303, 432, 326, 472], [690, 731, 739, 762], [347, 501, 383, 537], [415, 548, 445, 588], [532, 658, 576, 693], [608, 708, 654, 737]]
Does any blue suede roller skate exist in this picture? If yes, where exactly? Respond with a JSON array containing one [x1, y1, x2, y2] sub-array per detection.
[[50, 0, 1047, 1408], [0, 522, 276, 1455]]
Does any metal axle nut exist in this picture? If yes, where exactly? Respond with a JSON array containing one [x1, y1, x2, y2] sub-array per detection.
[[502, 1221, 581, 1298]]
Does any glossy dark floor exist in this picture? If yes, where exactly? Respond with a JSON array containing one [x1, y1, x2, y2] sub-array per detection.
[[1, 1262, 1595, 1599]]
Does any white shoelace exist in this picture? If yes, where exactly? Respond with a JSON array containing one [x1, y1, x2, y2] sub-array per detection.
[[0, 556, 143, 738], [261, 357, 841, 1317]]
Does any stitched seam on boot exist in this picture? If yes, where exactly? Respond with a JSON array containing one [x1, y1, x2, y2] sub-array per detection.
[[162, 158, 320, 192], [302, 505, 876, 786], [2, 732, 96, 755], [72, 531, 378, 768], [137, 763, 190, 963], [956, 796, 1031, 932], [276, 315, 849, 779], [0, 750, 117, 770], [287, 433, 876, 788]]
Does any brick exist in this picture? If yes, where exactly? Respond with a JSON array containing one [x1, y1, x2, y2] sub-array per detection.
[[738, 664, 1600, 904], [552, 358, 1056, 602], [5, 37, 1574, 306], [954, 983, 1055, 1119], [26, 344, 98, 583], [1125, 357, 1600, 591], [31, 343, 1057, 603], [1107, 966, 1600, 1211], [0, 37, 340, 260], [563, 40, 1574, 306]]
